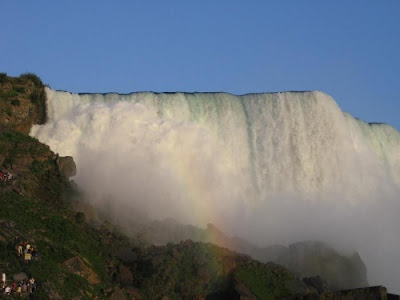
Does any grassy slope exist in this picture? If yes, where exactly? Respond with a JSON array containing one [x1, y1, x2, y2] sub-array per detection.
[[128, 241, 311, 299], [0, 192, 108, 298]]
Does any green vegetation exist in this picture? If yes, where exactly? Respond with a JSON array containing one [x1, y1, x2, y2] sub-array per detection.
[[0, 72, 7, 84], [31, 85, 47, 124], [0, 130, 48, 165], [0, 130, 40, 144], [29, 89, 40, 104], [132, 242, 233, 299], [0, 89, 18, 100], [0, 192, 111, 299], [234, 262, 306, 300], [5, 107, 12, 117], [0, 72, 47, 129], [8, 89, 17, 98], [19, 72, 43, 87], [11, 99, 21, 106], [14, 86, 25, 94]]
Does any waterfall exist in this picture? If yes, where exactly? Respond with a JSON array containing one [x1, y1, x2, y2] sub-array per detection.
[[31, 87, 400, 291]]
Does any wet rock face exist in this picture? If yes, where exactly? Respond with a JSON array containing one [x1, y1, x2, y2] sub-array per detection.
[[56, 156, 77, 178]]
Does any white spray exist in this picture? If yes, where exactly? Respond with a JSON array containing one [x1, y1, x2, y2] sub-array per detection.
[[31, 88, 400, 292]]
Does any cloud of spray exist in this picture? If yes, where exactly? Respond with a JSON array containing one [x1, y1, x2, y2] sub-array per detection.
[[31, 89, 400, 293], [233, 190, 400, 292]]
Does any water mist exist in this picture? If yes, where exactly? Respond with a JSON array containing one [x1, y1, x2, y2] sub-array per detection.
[[31, 88, 400, 292]]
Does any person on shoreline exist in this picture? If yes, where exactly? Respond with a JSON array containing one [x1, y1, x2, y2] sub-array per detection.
[[28, 277, 35, 293], [17, 281, 22, 295], [4, 285, 11, 295], [17, 242, 23, 257]]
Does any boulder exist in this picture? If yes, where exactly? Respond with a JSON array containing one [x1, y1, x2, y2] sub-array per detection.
[[63, 256, 100, 284], [110, 287, 126, 300], [125, 287, 141, 299], [117, 264, 133, 286], [56, 156, 76, 178]]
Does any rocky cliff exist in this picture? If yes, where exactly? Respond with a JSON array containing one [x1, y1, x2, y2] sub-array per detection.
[[0, 73, 46, 134]]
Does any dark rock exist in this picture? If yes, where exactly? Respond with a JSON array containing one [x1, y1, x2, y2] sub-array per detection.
[[303, 276, 330, 294], [63, 256, 100, 284], [56, 155, 76, 178], [115, 248, 138, 264], [149, 245, 165, 256], [322, 285, 387, 300], [125, 287, 141, 299], [117, 264, 133, 286], [180, 239, 194, 246], [170, 247, 181, 259], [75, 212, 86, 224], [110, 287, 126, 300]]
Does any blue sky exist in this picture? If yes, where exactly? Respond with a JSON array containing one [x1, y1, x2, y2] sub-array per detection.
[[1, 1, 399, 130]]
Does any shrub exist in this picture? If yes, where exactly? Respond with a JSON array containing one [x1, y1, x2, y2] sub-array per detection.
[[5, 107, 12, 117], [30, 160, 48, 175], [0, 72, 7, 84], [0, 89, 18, 99], [0, 130, 37, 143], [15, 86, 26, 93], [9, 89, 18, 97], [30, 90, 38, 103], [11, 99, 21, 106], [20, 73, 43, 87], [3, 156, 15, 169], [75, 212, 86, 224]]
